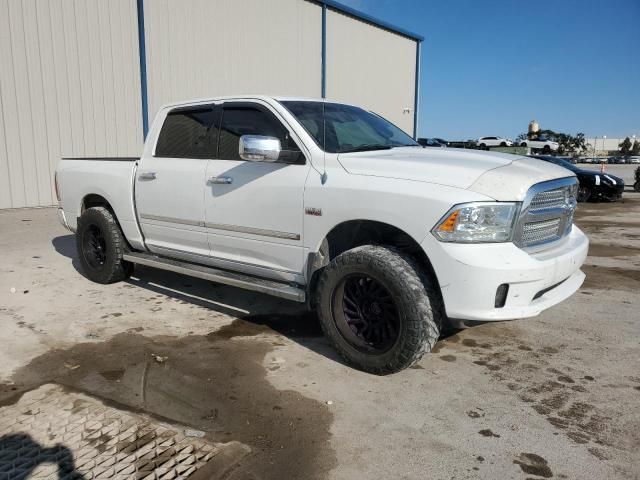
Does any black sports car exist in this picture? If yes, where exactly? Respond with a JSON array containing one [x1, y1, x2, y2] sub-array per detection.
[[530, 155, 624, 202]]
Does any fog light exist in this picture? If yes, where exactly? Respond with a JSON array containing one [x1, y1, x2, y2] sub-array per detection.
[[495, 284, 509, 308]]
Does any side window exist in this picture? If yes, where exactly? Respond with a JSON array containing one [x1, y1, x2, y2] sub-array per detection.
[[218, 104, 302, 162], [155, 106, 220, 159]]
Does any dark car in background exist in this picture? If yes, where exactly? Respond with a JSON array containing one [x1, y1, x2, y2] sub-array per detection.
[[417, 137, 447, 148], [530, 155, 624, 202]]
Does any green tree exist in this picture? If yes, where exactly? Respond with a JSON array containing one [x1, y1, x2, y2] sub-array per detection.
[[631, 139, 640, 156], [619, 137, 632, 156]]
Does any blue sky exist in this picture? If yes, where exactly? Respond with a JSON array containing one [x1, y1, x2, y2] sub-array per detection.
[[340, 0, 640, 140]]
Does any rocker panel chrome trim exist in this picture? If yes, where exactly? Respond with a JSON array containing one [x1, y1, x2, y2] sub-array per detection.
[[123, 252, 305, 302]]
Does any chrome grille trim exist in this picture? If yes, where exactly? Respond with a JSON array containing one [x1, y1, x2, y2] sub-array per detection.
[[514, 177, 578, 249], [529, 188, 567, 212], [521, 218, 562, 245]]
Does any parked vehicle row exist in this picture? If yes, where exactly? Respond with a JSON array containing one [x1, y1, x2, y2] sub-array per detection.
[[55, 95, 588, 374]]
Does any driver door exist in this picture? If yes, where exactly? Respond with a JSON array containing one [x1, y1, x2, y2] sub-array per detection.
[[204, 101, 310, 282]]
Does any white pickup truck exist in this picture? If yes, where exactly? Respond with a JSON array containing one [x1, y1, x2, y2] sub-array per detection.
[[55, 95, 588, 374]]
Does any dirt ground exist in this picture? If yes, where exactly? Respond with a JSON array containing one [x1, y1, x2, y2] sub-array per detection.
[[1, 166, 639, 479]]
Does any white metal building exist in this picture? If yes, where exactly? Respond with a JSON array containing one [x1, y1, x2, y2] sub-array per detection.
[[0, 0, 422, 209], [584, 137, 639, 155]]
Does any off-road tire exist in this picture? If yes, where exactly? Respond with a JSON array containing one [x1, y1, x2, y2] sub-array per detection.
[[315, 245, 442, 375], [76, 207, 133, 284]]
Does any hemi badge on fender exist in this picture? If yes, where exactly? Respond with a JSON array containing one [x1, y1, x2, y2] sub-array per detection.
[[305, 207, 322, 216]]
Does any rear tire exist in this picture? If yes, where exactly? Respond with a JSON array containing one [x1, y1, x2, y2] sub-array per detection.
[[314, 245, 442, 375], [634, 181, 640, 192], [76, 207, 133, 284], [520, 142, 527, 147]]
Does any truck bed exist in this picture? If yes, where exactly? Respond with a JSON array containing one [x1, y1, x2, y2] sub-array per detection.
[[56, 157, 145, 250]]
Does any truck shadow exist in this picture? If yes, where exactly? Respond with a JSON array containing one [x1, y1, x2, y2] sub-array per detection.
[[51, 234, 340, 363]]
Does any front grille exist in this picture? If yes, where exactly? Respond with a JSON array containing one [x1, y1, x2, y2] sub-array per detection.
[[529, 188, 567, 211], [514, 178, 577, 248], [521, 218, 562, 245]]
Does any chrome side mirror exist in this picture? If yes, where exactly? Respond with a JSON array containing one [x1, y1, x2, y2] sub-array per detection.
[[239, 135, 281, 162]]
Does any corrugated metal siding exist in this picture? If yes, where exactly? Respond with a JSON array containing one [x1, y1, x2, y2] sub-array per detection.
[[0, 0, 142, 209], [143, 0, 322, 121], [326, 9, 417, 135]]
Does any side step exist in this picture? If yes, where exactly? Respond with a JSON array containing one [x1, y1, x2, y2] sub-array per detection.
[[123, 252, 306, 302]]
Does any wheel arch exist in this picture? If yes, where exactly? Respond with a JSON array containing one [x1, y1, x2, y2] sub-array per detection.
[[307, 219, 442, 305], [81, 193, 115, 216]]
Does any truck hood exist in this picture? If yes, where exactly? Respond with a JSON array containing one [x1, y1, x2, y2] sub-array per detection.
[[338, 147, 574, 201]]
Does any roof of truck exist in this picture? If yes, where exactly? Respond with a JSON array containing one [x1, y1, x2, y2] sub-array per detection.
[[162, 95, 358, 110]]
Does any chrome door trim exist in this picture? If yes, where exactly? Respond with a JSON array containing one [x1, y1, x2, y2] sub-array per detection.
[[140, 213, 204, 227], [140, 214, 300, 241], [205, 222, 301, 241]]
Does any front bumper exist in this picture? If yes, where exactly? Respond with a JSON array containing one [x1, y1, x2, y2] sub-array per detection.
[[595, 181, 624, 199], [423, 226, 589, 321]]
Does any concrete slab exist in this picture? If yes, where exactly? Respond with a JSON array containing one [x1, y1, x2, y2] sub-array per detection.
[[0, 191, 639, 479]]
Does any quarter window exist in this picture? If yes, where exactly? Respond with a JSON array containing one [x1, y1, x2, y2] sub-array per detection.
[[155, 106, 220, 159]]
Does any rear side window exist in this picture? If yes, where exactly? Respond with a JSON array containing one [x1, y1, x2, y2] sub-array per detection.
[[155, 106, 220, 159], [218, 105, 301, 162]]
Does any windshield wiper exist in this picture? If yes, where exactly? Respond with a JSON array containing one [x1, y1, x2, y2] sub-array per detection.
[[339, 144, 394, 153]]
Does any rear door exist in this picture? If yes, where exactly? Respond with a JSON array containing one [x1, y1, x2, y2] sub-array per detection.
[[136, 104, 220, 259], [203, 101, 310, 282]]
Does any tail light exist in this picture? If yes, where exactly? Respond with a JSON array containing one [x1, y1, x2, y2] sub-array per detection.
[[54, 172, 61, 203]]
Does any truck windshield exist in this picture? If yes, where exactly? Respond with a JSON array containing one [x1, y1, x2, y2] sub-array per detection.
[[280, 101, 418, 153]]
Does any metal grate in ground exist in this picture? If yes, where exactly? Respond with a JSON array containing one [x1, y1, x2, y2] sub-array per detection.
[[0, 384, 250, 479]]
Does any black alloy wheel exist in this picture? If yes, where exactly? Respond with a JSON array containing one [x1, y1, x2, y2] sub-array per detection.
[[332, 274, 400, 353], [82, 224, 108, 269]]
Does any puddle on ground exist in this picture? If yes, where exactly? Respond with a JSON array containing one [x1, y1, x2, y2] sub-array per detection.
[[0, 322, 335, 479]]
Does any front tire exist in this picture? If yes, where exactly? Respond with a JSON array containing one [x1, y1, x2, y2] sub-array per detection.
[[76, 207, 133, 284], [315, 245, 441, 375], [634, 181, 640, 192]]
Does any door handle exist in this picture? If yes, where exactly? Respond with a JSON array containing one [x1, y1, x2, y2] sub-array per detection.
[[207, 176, 233, 185], [138, 171, 157, 180]]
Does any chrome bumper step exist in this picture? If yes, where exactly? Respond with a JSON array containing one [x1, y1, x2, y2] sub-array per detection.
[[123, 252, 306, 302]]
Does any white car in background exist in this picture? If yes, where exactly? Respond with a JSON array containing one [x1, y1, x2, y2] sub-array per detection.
[[520, 137, 560, 152], [477, 136, 513, 148]]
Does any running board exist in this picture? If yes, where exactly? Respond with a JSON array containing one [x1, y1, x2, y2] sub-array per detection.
[[123, 252, 306, 302]]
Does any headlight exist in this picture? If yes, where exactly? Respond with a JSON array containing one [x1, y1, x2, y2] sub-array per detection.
[[432, 202, 519, 243]]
